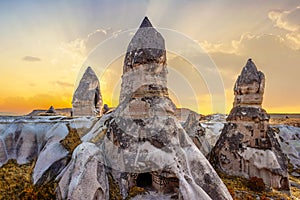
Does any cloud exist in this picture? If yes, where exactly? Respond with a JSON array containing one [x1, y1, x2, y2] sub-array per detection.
[[57, 28, 121, 72], [204, 33, 300, 112], [22, 56, 42, 62], [268, 7, 300, 32], [55, 81, 74, 88], [60, 28, 120, 58], [268, 6, 300, 49]]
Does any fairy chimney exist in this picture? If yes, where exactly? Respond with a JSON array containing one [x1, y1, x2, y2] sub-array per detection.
[[210, 59, 290, 192], [72, 66, 102, 116]]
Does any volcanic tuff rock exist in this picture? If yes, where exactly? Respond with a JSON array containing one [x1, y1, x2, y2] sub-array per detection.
[[72, 66, 102, 116], [0, 116, 97, 185], [119, 16, 168, 105], [274, 125, 300, 176], [59, 17, 232, 200], [210, 59, 290, 191]]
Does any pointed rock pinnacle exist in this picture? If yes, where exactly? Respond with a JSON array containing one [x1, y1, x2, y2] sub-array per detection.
[[140, 16, 153, 28], [123, 16, 166, 73]]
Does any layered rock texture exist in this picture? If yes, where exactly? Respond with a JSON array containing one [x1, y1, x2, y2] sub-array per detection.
[[210, 59, 290, 191], [275, 125, 300, 176], [72, 66, 102, 116], [0, 116, 97, 184], [57, 17, 232, 200]]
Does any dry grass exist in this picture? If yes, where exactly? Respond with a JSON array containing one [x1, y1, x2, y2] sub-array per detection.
[[0, 159, 299, 199], [108, 173, 122, 200], [219, 171, 300, 200], [270, 118, 300, 127], [60, 125, 82, 152], [0, 160, 57, 200]]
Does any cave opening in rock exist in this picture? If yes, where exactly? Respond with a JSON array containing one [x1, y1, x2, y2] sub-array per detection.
[[94, 87, 100, 108], [136, 173, 152, 188]]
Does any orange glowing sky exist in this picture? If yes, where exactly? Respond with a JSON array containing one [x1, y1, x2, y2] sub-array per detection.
[[0, 0, 300, 115]]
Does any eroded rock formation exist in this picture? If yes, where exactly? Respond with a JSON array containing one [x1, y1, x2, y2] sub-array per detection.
[[58, 17, 232, 200], [72, 66, 102, 116], [210, 59, 290, 191]]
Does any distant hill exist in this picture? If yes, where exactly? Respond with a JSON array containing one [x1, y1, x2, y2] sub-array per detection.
[[26, 108, 72, 116]]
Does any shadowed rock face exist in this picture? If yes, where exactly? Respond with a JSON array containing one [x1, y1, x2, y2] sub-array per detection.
[[210, 59, 290, 192], [72, 67, 102, 116]]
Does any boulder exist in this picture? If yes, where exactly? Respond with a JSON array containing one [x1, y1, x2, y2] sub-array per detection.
[[56, 142, 108, 200]]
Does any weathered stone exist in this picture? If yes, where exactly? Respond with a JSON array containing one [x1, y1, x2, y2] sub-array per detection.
[[97, 17, 232, 200], [183, 112, 211, 156], [71, 17, 233, 200], [275, 125, 300, 170], [56, 142, 109, 200], [119, 16, 168, 105], [233, 59, 265, 107], [0, 116, 97, 188], [210, 59, 290, 192], [72, 66, 102, 116], [33, 123, 70, 185]]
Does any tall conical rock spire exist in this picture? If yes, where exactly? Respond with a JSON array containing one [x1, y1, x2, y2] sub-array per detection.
[[123, 17, 166, 74], [233, 59, 265, 107], [72, 66, 102, 116], [210, 59, 290, 192], [139, 16, 153, 27], [120, 17, 169, 108]]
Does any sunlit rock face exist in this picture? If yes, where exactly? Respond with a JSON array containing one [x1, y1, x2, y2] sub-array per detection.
[[210, 59, 290, 192], [119, 16, 173, 117], [72, 66, 102, 116], [57, 17, 233, 200], [275, 125, 300, 176], [233, 59, 265, 107]]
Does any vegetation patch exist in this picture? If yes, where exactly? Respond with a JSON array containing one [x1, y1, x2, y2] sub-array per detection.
[[218, 171, 300, 200], [108, 173, 147, 200], [108, 173, 122, 200], [60, 124, 82, 152], [0, 160, 57, 200], [248, 176, 265, 192], [125, 186, 146, 200]]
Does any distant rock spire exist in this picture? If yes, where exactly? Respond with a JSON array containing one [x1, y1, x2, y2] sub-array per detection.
[[46, 106, 56, 114], [210, 59, 290, 192], [72, 66, 102, 116]]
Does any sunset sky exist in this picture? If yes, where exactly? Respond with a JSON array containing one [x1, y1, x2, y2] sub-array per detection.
[[0, 0, 299, 115]]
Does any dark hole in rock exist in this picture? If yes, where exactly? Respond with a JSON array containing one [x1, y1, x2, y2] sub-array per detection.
[[94, 87, 100, 107], [255, 138, 259, 146], [136, 173, 152, 188]]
